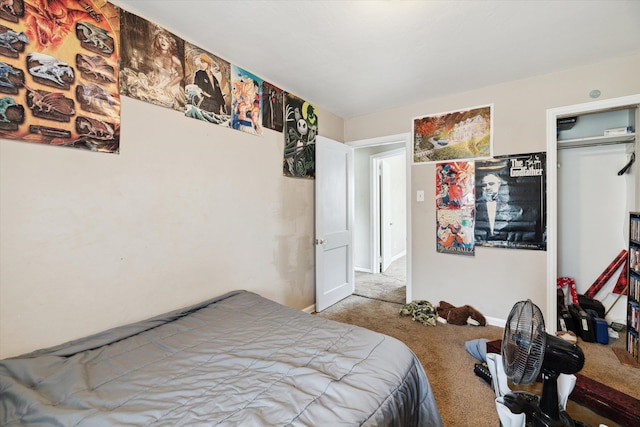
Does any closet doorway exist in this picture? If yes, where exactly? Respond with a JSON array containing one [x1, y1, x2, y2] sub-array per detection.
[[546, 94, 640, 331], [348, 134, 410, 303]]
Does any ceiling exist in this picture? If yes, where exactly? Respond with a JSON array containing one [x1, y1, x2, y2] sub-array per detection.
[[110, 0, 640, 119]]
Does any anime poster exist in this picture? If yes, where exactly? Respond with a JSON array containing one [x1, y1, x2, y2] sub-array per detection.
[[436, 161, 475, 255], [413, 104, 492, 164], [475, 152, 547, 250], [283, 92, 317, 179], [0, 0, 121, 153], [261, 81, 283, 132], [230, 65, 262, 135], [119, 10, 185, 112], [183, 42, 230, 126]]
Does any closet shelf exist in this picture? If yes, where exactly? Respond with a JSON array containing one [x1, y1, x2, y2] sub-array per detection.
[[558, 133, 635, 149]]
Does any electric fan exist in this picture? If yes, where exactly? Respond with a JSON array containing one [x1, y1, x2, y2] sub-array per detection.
[[500, 300, 586, 427]]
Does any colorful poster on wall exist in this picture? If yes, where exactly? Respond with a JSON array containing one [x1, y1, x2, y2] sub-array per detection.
[[413, 104, 492, 164], [474, 152, 546, 250], [262, 81, 283, 132], [0, 0, 121, 153], [283, 92, 317, 179], [230, 65, 262, 136], [184, 42, 230, 126], [436, 161, 475, 255], [119, 10, 185, 112]]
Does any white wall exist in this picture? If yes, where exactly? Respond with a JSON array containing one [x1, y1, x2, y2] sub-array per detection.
[[0, 96, 344, 359], [345, 53, 640, 324]]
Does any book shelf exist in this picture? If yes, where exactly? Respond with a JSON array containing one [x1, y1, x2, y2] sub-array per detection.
[[628, 212, 640, 363]]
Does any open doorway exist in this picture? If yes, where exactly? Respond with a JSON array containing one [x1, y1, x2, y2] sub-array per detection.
[[348, 135, 409, 304]]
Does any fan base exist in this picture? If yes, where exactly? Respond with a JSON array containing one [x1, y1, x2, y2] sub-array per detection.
[[502, 392, 589, 427]]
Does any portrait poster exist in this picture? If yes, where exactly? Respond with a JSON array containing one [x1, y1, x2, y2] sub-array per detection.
[[283, 92, 317, 179], [436, 161, 475, 255], [475, 152, 546, 250], [262, 81, 283, 132], [119, 10, 185, 112], [184, 42, 230, 126], [0, 0, 121, 153], [413, 104, 492, 164], [230, 65, 263, 136]]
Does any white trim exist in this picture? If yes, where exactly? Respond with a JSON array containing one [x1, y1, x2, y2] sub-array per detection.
[[545, 94, 640, 334], [486, 316, 506, 329], [302, 304, 316, 314], [346, 133, 410, 149]]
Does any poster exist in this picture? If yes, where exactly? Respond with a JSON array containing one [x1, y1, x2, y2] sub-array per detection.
[[119, 10, 185, 112], [283, 92, 316, 179], [436, 161, 475, 255], [0, 0, 120, 153], [413, 104, 492, 164], [475, 152, 546, 250], [262, 81, 283, 132], [230, 65, 262, 136], [184, 42, 231, 126]]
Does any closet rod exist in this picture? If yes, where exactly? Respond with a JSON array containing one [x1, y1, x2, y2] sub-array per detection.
[[557, 140, 635, 150]]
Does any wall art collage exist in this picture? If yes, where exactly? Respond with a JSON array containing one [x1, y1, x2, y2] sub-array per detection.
[[0, 1, 316, 179], [435, 152, 547, 255]]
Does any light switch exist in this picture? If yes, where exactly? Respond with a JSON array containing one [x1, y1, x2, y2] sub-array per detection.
[[416, 190, 424, 202]]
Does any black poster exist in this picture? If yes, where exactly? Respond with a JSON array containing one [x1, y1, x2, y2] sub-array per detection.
[[475, 152, 546, 250]]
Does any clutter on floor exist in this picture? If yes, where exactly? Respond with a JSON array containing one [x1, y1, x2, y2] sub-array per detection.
[[436, 301, 487, 326], [398, 300, 437, 326]]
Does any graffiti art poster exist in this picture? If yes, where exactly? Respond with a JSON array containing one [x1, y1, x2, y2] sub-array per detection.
[[413, 104, 492, 164], [475, 152, 546, 250], [119, 10, 185, 112], [0, 0, 121, 153], [436, 161, 475, 255], [230, 65, 262, 136], [283, 92, 317, 179], [184, 42, 230, 126], [262, 81, 283, 132]]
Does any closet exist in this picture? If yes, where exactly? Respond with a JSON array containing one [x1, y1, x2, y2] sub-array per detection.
[[557, 106, 637, 324]]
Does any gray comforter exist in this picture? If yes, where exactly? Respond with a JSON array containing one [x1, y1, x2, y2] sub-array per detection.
[[0, 290, 442, 426]]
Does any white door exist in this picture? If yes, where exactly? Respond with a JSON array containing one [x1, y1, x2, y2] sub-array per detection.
[[380, 160, 393, 272], [315, 136, 354, 312]]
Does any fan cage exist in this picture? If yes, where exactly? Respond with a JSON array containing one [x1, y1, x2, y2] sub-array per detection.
[[501, 300, 546, 385]]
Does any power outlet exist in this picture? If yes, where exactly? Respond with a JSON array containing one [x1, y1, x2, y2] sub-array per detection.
[[416, 190, 424, 202]]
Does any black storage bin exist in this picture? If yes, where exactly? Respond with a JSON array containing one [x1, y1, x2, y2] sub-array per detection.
[[569, 304, 595, 342]]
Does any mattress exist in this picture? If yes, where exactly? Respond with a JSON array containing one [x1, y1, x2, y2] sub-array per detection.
[[0, 290, 442, 426]]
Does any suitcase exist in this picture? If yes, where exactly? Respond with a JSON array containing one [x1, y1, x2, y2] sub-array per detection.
[[568, 304, 595, 342], [557, 303, 576, 333], [578, 294, 605, 319], [585, 309, 609, 345]]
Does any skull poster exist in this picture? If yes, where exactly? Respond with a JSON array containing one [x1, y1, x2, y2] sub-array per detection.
[[0, 0, 121, 153], [283, 92, 316, 179]]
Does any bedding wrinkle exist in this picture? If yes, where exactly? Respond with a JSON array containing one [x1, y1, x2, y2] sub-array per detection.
[[0, 291, 442, 426]]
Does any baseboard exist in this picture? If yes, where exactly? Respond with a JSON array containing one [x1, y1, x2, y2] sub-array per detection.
[[486, 316, 506, 328], [302, 304, 316, 314]]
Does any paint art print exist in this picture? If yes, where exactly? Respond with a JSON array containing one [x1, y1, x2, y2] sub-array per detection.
[[475, 152, 546, 250], [262, 81, 283, 133], [230, 65, 262, 136], [119, 10, 185, 112], [184, 42, 230, 126], [435, 161, 475, 255], [413, 104, 492, 164], [0, 0, 121, 153], [283, 92, 317, 179]]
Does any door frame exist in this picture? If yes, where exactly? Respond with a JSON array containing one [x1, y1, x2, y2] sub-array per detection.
[[371, 148, 406, 274], [545, 94, 640, 333], [347, 133, 411, 302]]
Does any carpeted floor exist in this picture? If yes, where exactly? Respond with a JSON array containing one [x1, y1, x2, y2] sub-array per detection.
[[354, 256, 406, 304], [315, 294, 639, 427]]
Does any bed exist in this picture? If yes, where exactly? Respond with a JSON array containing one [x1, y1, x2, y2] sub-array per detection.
[[0, 290, 442, 426]]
